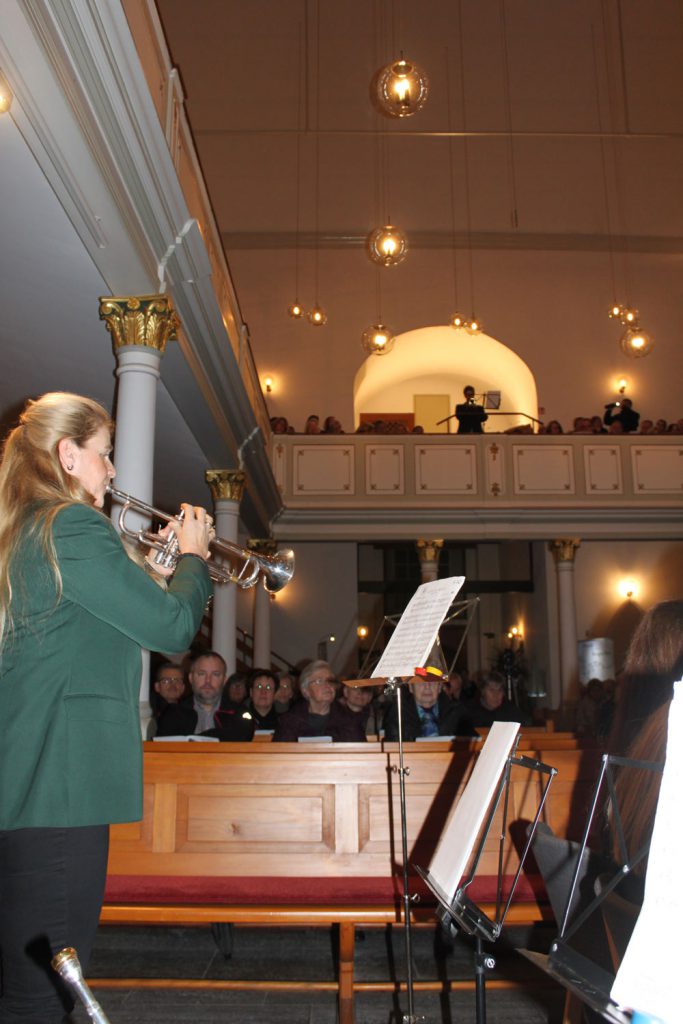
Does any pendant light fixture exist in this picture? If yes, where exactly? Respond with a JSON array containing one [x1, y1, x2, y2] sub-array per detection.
[[362, 266, 395, 355], [593, 18, 652, 357], [308, 1, 327, 327], [287, 25, 305, 321], [452, 0, 482, 336], [371, 54, 429, 119], [366, 224, 408, 267]]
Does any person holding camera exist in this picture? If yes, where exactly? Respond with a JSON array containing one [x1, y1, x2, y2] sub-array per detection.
[[604, 397, 640, 433]]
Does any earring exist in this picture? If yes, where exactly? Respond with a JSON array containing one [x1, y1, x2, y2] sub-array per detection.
[[66, 463, 74, 472]]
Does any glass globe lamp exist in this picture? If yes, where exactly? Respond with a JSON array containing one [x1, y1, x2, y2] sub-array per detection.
[[620, 306, 639, 326], [450, 312, 467, 329], [308, 305, 327, 327], [620, 327, 654, 358], [287, 301, 304, 319], [361, 323, 395, 356], [607, 303, 623, 320], [366, 225, 408, 267], [371, 57, 429, 118], [465, 317, 483, 335]]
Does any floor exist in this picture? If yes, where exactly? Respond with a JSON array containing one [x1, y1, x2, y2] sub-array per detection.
[[68, 921, 566, 1023]]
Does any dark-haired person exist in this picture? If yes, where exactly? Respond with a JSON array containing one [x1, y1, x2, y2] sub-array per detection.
[[461, 670, 530, 730], [0, 391, 212, 1022], [151, 661, 186, 719], [246, 668, 279, 730], [454, 385, 488, 434]]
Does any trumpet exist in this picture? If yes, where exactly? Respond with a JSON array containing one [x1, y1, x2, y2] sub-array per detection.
[[52, 947, 111, 1024], [107, 485, 294, 593]]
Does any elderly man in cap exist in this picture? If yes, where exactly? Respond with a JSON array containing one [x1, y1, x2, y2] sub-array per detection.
[[383, 666, 469, 741]]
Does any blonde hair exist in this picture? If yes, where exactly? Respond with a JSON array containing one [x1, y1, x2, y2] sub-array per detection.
[[0, 392, 114, 645]]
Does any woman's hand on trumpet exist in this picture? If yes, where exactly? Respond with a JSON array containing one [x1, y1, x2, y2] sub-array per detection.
[[174, 504, 213, 561]]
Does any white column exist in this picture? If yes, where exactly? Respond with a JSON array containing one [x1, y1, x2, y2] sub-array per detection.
[[206, 470, 246, 674], [416, 539, 444, 583], [248, 540, 278, 668], [252, 580, 271, 669], [551, 539, 581, 710], [100, 295, 178, 740]]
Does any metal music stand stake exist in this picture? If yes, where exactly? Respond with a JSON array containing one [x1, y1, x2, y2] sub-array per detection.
[[417, 748, 557, 1024], [385, 675, 423, 1024]]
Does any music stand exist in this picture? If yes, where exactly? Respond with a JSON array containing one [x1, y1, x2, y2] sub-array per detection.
[[416, 724, 557, 1024], [520, 752, 662, 1024]]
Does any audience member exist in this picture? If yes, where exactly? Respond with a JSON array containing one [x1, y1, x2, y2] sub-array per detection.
[[608, 601, 683, 867], [443, 671, 463, 701], [639, 419, 654, 434], [304, 415, 320, 434], [590, 415, 607, 435], [223, 671, 249, 711], [652, 418, 667, 434], [383, 671, 468, 741], [274, 660, 366, 742], [338, 683, 380, 735], [247, 668, 279, 730], [461, 670, 530, 730], [270, 416, 289, 434], [545, 420, 564, 434], [454, 385, 488, 434], [575, 678, 604, 738], [323, 416, 344, 434], [151, 661, 186, 718], [156, 651, 254, 741], [604, 397, 639, 433], [274, 671, 297, 713]]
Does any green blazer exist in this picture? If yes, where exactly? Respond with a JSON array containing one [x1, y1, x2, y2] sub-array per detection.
[[0, 502, 212, 829]]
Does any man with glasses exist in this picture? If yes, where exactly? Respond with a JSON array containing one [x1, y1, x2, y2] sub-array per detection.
[[245, 668, 279, 730], [383, 670, 469, 742], [156, 650, 254, 741], [151, 661, 186, 719], [274, 660, 366, 743]]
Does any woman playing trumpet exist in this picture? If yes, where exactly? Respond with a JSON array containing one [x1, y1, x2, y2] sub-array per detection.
[[0, 392, 213, 1023]]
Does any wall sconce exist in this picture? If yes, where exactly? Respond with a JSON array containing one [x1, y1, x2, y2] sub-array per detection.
[[0, 71, 13, 114], [263, 376, 273, 394], [616, 377, 628, 394], [617, 578, 639, 601], [505, 625, 523, 641], [357, 626, 369, 640]]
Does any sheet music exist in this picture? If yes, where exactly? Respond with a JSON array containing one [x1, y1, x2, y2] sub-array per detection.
[[428, 721, 519, 897], [611, 678, 683, 1022], [372, 576, 465, 679]]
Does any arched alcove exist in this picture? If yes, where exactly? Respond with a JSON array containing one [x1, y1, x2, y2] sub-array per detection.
[[353, 325, 538, 431]]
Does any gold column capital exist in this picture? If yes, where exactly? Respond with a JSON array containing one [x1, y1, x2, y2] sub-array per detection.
[[205, 469, 247, 503], [98, 294, 180, 353], [416, 539, 444, 563], [247, 538, 278, 557], [550, 538, 581, 564]]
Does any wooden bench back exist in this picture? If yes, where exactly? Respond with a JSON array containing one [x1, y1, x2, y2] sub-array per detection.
[[107, 742, 602, 882]]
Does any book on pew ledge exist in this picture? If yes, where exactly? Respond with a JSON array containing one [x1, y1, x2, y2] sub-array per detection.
[[152, 735, 219, 742], [416, 735, 456, 742], [254, 729, 275, 736], [298, 735, 333, 743]]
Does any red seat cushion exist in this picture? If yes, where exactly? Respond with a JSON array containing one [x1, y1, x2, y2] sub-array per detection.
[[103, 873, 545, 906]]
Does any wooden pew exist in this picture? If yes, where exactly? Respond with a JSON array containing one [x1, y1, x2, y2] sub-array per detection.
[[100, 739, 603, 1023]]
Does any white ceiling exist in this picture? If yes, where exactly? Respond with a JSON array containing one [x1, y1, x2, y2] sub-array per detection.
[[154, 0, 683, 431]]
